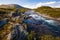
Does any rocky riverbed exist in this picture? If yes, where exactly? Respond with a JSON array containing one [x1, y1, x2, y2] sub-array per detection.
[[0, 10, 60, 40]]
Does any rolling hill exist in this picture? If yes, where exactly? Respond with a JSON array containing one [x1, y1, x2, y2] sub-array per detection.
[[35, 6, 60, 18]]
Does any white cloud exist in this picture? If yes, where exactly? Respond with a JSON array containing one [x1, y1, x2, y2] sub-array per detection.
[[36, 1, 56, 7], [22, 4, 36, 9], [36, 1, 60, 8], [51, 5, 60, 8], [22, 1, 60, 9]]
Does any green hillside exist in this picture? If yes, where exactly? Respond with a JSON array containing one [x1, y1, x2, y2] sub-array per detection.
[[35, 6, 60, 18]]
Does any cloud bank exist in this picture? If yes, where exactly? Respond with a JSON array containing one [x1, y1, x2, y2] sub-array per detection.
[[23, 1, 60, 9]]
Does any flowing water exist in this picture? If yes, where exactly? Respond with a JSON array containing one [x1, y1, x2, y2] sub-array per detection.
[[24, 11, 60, 36]]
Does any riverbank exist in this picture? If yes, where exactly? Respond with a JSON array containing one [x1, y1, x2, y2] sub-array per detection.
[[36, 12, 60, 23]]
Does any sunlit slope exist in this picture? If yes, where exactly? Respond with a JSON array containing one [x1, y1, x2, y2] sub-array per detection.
[[35, 6, 60, 18]]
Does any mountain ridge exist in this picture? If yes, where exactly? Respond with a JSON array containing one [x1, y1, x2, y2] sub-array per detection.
[[0, 4, 23, 9]]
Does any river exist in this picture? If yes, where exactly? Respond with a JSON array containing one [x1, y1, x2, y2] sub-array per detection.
[[23, 10, 60, 36]]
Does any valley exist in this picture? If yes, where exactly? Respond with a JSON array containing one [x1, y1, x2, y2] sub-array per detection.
[[0, 4, 60, 40]]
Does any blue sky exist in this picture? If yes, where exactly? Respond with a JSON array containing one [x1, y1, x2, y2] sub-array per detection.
[[0, 0, 60, 9]]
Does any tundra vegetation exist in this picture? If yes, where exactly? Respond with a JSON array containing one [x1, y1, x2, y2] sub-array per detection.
[[35, 6, 60, 18], [0, 6, 60, 40]]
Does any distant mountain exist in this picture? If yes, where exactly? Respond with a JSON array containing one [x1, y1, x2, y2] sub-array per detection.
[[0, 4, 23, 9]]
